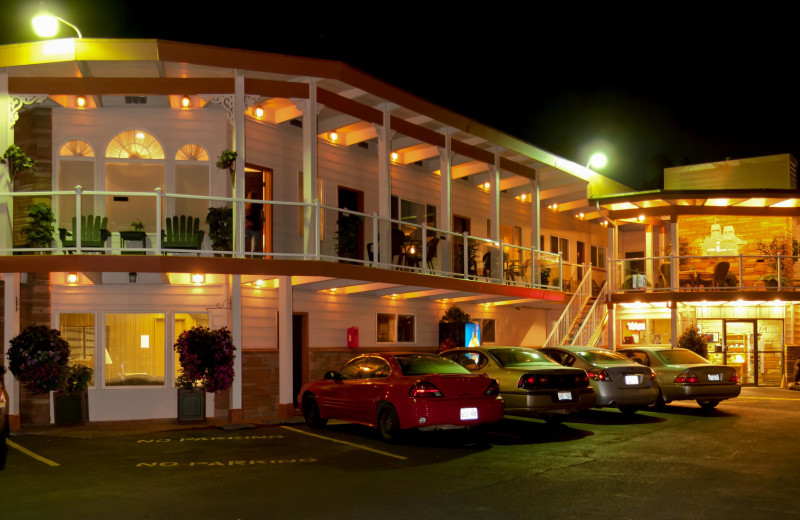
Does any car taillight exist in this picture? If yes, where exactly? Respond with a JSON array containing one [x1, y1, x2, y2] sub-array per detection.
[[587, 369, 612, 382], [650, 370, 656, 380], [729, 374, 739, 383], [674, 372, 699, 384], [484, 379, 500, 396], [409, 381, 443, 398], [518, 374, 549, 388]]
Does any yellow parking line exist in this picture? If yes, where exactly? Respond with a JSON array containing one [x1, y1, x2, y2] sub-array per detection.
[[736, 396, 800, 401], [7, 439, 60, 467], [280, 426, 408, 460]]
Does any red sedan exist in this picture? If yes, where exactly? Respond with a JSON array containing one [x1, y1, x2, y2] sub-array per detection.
[[298, 353, 504, 442]]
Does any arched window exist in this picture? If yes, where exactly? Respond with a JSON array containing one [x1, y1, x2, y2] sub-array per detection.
[[174, 144, 210, 221], [60, 139, 95, 157], [106, 130, 164, 159], [175, 144, 208, 161], [58, 139, 96, 224]]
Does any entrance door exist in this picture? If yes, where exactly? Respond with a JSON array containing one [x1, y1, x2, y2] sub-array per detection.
[[337, 187, 364, 260], [245, 166, 273, 254], [453, 215, 471, 276], [724, 320, 757, 385], [292, 313, 307, 407]]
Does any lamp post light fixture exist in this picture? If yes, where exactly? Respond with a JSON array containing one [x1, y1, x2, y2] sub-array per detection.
[[587, 153, 607, 170], [32, 11, 83, 39]]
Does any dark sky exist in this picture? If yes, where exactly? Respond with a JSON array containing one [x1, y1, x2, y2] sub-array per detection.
[[2, 1, 798, 190]]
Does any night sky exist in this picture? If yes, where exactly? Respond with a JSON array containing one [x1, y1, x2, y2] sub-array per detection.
[[2, 1, 798, 191]]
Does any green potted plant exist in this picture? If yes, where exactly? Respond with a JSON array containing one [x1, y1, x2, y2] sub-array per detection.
[[1, 144, 36, 184], [55, 363, 93, 425], [678, 324, 708, 359], [756, 233, 794, 288], [21, 202, 55, 252], [540, 266, 551, 285], [335, 212, 363, 260], [130, 219, 145, 232], [173, 326, 237, 422], [216, 149, 237, 186], [206, 206, 233, 254]]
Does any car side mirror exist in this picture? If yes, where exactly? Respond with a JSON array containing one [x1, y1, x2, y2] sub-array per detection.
[[323, 370, 340, 380]]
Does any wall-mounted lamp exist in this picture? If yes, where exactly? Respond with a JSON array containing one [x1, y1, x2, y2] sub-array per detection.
[[76, 96, 86, 108], [181, 95, 191, 108], [191, 273, 205, 285], [638, 215, 645, 222], [483, 182, 491, 191], [390, 152, 399, 162], [67, 272, 78, 284], [329, 131, 339, 143], [255, 106, 264, 119], [129, 272, 138, 283], [254, 279, 264, 287]]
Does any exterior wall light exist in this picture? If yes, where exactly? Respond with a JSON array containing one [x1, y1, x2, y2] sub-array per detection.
[[391, 152, 399, 162], [67, 272, 79, 284], [255, 107, 264, 119], [329, 131, 339, 142], [76, 95, 86, 108], [128, 272, 138, 283], [33, 12, 83, 38], [191, 273, 205, 284], [181, 96, 191, 108]]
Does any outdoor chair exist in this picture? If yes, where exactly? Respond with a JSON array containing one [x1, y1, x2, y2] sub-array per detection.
[[390, 229, 406, 266], [161, 215, 204, 253], [426, 237, 439, 270], [59, 215, 110, 253], [712, 261, 730, 288]]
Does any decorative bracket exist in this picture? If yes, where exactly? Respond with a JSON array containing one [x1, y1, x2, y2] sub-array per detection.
[[199, 94, 262, 125], [9, 95, 48, 129]]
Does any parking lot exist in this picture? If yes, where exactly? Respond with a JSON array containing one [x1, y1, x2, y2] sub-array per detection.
[[4, 387, 800, 520]]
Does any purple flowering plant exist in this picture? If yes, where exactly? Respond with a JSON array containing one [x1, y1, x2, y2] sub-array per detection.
[[7, 325, 70, 395], [173, 326, 236, 392]]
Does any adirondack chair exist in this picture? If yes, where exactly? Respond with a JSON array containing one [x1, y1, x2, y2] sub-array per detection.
[[58, 215, 111, 253], [161, 215, 205, 253]]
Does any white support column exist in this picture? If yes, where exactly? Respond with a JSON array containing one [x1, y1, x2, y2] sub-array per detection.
[[438, 129, 452, 273], [607, 302, 616, 351], [3, 273, 20, 429], [531, 176, 540, 248], [230, 274, 243, 421], [375, 106, 393, 265], [233, 70, 246, 257], [278, 275, 294, 417], [489, 150, 501, 278], [608, 224, 617, 291], [645, 224, 654, 285], [302, 82, 318, 255], [670, 219, 678, 290], [1, 69, 12, 250], [670, 303, 679, 348]]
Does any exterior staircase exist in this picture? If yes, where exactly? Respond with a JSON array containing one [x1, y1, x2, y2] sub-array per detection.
[[542, 266, 608, 348]]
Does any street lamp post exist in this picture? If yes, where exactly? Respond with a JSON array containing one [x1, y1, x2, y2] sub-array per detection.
[[587, 153, 607, 170], [32, 12, 83, 39]]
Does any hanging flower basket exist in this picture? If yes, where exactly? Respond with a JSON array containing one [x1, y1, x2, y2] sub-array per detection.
[[173, 326, 236, 393]]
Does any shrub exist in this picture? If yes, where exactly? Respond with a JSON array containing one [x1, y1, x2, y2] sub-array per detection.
[[7, 325, 70, 394], [173, 326, 236, 392]]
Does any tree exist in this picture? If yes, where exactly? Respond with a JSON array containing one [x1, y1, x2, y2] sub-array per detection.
[[678, 325, 708, 358]]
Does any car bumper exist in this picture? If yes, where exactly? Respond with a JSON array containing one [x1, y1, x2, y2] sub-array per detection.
[[662, 383, 742, 402], [502, 387, 596, 415], [593, 384, 659, 407], [399, 397, 505, 430]]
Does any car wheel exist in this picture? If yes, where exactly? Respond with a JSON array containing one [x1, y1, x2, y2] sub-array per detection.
[[469, 424, 490, 446], [697, 399, 720, 411], [302, 396, 327, 429], [378, 405, 403, 443], [543, 414, 566, 425], [651, 388, 666, 409], [618, 405, 638, 415]]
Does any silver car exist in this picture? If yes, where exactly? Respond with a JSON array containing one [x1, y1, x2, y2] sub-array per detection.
[[1, 365, 8, 470], [440, 346, 595, 424], [619, 346, 741, 410], [540, 346, 658, 414]]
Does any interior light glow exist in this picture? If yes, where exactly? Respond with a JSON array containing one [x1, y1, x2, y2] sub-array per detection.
[[254, 279, 264, 287], [638, 215, 645, 222], [135, 131, 145, 139]]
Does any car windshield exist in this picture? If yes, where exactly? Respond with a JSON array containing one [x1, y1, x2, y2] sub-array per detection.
[[576, 350, 634, 365], [394, 355, 471, 376], [655, 349, 709, 365], [490, 348, 560, 367]]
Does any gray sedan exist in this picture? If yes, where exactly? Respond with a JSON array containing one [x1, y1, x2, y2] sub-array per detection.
[[540, 346, 658, 414], [440, 346, 595, 424], [619, 346, 741, 410]]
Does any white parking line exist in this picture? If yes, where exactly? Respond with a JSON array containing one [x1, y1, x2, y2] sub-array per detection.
[[280, 426, 408, 460], [7, 439, 60, 467]]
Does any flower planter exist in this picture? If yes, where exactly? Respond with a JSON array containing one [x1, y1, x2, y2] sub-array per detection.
[[54, 390, 88, 426], [178, 388, 206, 423]]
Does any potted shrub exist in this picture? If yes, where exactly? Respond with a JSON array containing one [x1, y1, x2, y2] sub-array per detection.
[[206, 206, 233, 254], [54, 363, 93, 425], [216, 149, 237, 187], [7, 325, 70, 395], [540, 266, 551, 286], [756, 233, 795, 289], [1, 144, 36, 185], [21, 202, 55, 252], [678, 324, 708, 359], [130, 219, 145, 232], [173, 326, 237, 422]]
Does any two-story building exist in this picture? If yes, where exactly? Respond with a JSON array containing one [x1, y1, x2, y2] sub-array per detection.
[[0, 39, 625, 429]]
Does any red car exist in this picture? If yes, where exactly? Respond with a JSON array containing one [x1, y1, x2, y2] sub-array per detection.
[[298, 353, 504, 442]]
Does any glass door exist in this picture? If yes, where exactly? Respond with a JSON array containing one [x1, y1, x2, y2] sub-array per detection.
[[723, 320, 756, 385], [756, 319, 784, 387]]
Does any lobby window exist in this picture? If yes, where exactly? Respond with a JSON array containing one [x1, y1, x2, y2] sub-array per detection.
[[550, 235, 570, 262], [105, 313, 165, 387], [60, 312, 96, 386], [377, 313, 416, 343]]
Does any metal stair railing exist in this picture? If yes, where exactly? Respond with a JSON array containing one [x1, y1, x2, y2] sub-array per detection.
[[571, 282, 608, 347], [542, 264, 593, 348]]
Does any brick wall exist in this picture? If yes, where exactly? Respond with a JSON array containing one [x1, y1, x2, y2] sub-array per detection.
[[241, 350, 279, 422], [12, 107, 53, 246]]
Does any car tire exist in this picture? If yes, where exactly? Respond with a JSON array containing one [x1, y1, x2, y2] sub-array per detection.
[[652, 388, 666, 409], [378, 405, 403, 443], [618, 405, 638, 415], [697, 399, 720, 411], [302, 396, 327, 429]]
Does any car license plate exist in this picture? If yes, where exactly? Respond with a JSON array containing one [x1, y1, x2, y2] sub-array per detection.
[[625, 375, 639, 385], [708, 373, 721, 381], [557, 391, 572, 401], [460, 407, 478, 420]]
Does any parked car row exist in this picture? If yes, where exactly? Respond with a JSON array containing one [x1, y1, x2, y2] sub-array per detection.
[[298, 345, 741, 443]]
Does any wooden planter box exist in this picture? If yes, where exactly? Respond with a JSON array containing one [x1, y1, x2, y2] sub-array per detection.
[[178, 388, 206, 423], [54, 390, 88, 426]]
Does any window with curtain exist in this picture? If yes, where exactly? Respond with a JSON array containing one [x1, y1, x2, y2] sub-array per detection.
[[104, 313, 165, 387]]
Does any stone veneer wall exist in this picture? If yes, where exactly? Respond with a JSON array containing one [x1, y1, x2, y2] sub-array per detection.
[[241, 350, 279, 422], [16, 273, 54, 425]]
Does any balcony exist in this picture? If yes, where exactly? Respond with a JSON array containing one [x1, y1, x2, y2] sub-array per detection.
[[3, 188, 573, 296]]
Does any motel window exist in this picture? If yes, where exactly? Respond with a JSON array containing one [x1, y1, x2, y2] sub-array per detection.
[[174, 144, 210, 228], [591, 246, 607, 269], [480, 318, 496, 343], [58, 139, 96, 226], [550, 235, 570, 262], [60, 313, 96, 386], [173, 312, 210, 384], [391, 196, 437, 240], [377, 313, 416, 343], [105, 313, 165, 387]]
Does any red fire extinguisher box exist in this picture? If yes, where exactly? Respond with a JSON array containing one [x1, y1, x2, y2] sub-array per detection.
[[347, 326, 359, 349]]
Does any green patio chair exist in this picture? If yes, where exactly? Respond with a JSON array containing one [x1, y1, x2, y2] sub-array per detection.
[[58, 215, 110, 253], [161, 215, 204, 253]]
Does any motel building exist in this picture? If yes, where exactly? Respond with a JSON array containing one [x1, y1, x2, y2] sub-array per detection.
[[0, 39, 795, 431]]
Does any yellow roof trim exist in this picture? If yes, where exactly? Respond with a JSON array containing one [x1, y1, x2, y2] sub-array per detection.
[[0, 38, 159, 67]]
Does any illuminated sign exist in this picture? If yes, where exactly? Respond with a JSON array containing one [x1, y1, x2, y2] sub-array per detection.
[[626, 321, 646, 331]]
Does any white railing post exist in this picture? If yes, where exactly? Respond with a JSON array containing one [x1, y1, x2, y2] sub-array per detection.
[[421, 223, 428, 274], [739, 253, 744, 290], [463, 232, 470, 278], [778, 253, 783, 289], [372, 212, 379, 266], [314, 199, 321, 260], [498, 240, 504, 284], [155, 188, 162, 255], [75, 185, 82, 253], [558, 253, 563, 291]]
